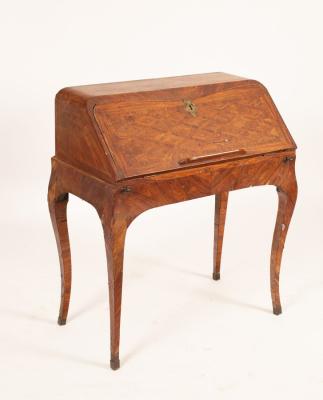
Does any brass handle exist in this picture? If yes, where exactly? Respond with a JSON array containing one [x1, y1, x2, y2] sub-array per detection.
[[178, 149, 247, 165]]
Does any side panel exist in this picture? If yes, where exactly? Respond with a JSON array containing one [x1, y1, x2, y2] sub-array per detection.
[[55, 90, 117, 182]]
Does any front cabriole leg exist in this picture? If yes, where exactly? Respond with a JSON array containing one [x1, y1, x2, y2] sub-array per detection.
[[270, 157, 298, 315], [99, 198, 128, 371], [48, 166, 72, 326]]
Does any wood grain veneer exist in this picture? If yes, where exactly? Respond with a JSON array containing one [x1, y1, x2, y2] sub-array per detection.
[[49, 72, 297, 370]]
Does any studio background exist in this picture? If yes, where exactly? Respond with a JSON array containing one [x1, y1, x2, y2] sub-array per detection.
[[1, 1, 323, 399]]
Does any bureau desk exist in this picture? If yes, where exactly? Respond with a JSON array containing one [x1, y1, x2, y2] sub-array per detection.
[[48, 72, 297, 370]]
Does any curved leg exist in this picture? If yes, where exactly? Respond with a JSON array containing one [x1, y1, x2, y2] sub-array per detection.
[[270, 178, 297, 315], [213, 192, 229, 280], [48, 172, 71, 326], [100, 204, 127, 370]]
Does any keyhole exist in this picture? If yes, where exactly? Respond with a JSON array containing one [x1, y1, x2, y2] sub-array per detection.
[[183, 100, 197, 117]]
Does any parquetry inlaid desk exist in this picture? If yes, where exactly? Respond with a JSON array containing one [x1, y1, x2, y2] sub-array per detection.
[[48, 72, 297, 370]]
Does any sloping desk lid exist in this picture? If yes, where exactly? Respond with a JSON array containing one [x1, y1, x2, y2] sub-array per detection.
[[92, 77, 295, 180]]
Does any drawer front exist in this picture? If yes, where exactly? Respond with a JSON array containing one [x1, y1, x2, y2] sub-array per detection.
[[94, 84, 295, 179]]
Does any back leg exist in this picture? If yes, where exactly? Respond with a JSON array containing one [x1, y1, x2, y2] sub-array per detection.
[[48, 171, 71, 325], [213, 192, 229, 280], [270, 181, 297, 315]]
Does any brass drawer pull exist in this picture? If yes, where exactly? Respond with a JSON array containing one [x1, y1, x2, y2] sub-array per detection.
[[178, 149, 246, 165]]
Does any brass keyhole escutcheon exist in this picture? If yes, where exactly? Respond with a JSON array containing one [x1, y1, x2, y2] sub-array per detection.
[[183, 100, 197, 117]]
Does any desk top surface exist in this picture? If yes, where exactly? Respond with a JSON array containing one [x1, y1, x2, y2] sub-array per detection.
[[56, 73, 296, 181]]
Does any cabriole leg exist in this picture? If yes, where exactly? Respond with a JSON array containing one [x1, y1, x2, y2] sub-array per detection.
[[270, 178, 297, 315], [213, 192, 229, 281], [48, 172, 71, 326], [100, 205, 127, 370]]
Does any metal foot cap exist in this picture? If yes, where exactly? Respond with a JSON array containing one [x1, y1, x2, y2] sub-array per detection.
[[273, 305, 282, 315], [110, 357, 120, 370], [57, 316, 66, 325], [213, 272, 220, 281]]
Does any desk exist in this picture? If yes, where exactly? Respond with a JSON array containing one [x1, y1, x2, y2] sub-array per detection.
[[48, 72, 297, 370]]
